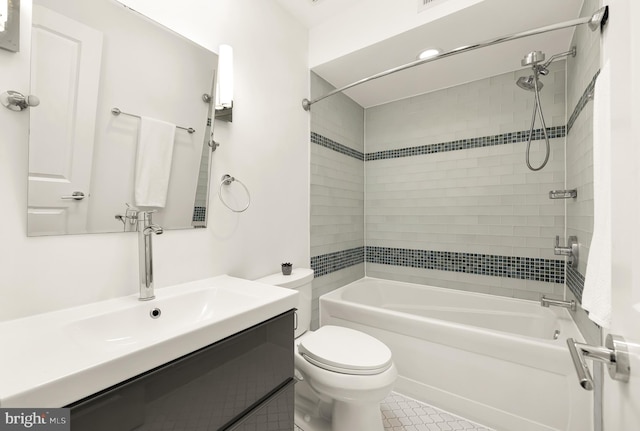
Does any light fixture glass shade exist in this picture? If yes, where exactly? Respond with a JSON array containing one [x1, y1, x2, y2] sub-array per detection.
[[417, 48, 441, 60], [0, 0, 8, 32], [215, 44, 233, 110]]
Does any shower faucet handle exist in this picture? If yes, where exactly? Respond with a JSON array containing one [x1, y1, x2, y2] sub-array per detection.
[[554, 235, 571, 255], [554, 235, 579, 268]]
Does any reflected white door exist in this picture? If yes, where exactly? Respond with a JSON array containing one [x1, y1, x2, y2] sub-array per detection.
[[28, 6, 102, 235], [603, 0, 640, 429]]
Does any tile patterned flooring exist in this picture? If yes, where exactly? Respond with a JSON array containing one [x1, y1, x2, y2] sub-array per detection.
[[295, 392, 494, 431]]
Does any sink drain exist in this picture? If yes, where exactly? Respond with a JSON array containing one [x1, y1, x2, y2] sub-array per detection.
[[150, 308, 162, 319]]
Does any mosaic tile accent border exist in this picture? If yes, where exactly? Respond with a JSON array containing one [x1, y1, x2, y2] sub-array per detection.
[[366, 246, 565, 283], [310, 246, 365, 277], [192, 206, 206, 222], [566, 263, 585, 302], [366, 126, 566, 161], [567, 70, 600, 133], [311, 132, 364, 161], [312, 71, 600, 161]]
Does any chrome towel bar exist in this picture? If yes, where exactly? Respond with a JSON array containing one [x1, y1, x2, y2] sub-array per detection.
[[111, 107, 195, 134], [566, 334, 630, 391]]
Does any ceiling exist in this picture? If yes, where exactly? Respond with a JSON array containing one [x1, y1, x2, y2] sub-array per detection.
[[275, 0, 365, 29], [276, 0, 587, 108]]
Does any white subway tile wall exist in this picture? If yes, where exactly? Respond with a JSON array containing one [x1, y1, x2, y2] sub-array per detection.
[[364, 62, 566, 299], [310, 73, 365, 329], [567, 0, 600, 283], [366, 63, 566, 153]]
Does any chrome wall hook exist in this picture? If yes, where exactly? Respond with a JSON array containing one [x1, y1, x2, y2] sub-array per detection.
[[1, 90, 40, 111]]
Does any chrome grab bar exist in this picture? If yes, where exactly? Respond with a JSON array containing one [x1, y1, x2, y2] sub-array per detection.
[[566, 334, 631, 391]]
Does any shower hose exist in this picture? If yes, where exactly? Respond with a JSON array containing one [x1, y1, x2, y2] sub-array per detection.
[[525, 76, 551, 171]]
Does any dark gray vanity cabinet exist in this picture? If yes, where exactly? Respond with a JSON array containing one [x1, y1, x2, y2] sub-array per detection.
[[67, 311, 295, 431]]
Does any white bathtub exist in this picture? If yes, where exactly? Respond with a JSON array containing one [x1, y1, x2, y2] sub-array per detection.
[[319, 277, 592, 431]]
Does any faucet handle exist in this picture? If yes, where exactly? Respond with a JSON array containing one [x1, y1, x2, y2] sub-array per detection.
[[555, 235, 560, 247]]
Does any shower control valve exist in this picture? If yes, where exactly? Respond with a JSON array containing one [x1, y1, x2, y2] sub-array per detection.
[[554, 235, 579, 268]]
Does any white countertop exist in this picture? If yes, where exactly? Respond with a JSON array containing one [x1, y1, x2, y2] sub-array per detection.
[[0, 275, 297, 407]]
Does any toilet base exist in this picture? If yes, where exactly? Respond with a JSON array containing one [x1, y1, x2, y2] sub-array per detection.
[[294, 403, 384, 431], [294, 408, 331, 431], [294, 383, 384, 431], [332, 400, 384, 431]]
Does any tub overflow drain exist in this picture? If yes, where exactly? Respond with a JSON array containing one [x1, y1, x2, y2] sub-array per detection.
[[150, 308, 162, 319]]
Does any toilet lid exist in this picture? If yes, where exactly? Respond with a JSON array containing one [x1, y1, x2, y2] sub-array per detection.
[[298, 326, 393, 375]]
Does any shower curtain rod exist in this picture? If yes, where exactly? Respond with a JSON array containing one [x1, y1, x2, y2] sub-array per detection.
[[301, 6, 608, 111]]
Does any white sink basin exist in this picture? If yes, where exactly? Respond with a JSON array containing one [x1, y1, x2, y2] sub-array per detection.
[[0, 275, 297, 407], [67, 283, 274, 351]]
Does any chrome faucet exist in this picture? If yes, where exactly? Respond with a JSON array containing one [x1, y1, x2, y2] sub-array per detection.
[[137, 211, 163, 301]]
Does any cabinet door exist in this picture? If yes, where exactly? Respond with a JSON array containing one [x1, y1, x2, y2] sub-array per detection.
[[68, 311, 294, 430], [226, 380, 295, 431]]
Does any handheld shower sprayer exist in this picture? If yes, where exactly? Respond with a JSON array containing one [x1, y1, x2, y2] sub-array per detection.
[[517, 47, 576, 171]]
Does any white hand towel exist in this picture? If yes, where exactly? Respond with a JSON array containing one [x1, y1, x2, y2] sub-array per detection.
[[582, 61, 611, 328], [134, 116, 177, 208]]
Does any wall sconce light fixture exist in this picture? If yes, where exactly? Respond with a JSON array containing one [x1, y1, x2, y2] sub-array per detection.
[[0, 0, 19, 52], [215, 44, 233, 122]]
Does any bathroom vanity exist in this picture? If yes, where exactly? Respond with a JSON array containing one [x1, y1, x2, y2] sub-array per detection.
[[69, 311, 294, 431], [0, 276, 298, 431]]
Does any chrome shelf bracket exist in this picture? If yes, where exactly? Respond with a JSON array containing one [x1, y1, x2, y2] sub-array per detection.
[[549, 189, 578, 199]]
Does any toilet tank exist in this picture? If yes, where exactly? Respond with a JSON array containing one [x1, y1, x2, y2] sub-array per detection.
[[256, 268, 314, 338]]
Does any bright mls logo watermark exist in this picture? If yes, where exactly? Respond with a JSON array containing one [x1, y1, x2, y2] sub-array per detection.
[[0, 409, 69, 431]]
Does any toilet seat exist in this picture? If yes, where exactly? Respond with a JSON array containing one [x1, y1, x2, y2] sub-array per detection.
[[298, 325, 393, 375]]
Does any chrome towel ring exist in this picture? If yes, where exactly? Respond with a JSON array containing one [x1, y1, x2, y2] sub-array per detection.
[[218, 174, 251, 213]]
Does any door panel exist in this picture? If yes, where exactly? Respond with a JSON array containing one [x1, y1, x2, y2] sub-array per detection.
[[28, 6, 102, 235], [603, 0, 640, 429]]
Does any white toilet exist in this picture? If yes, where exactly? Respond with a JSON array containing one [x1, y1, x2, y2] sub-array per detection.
[[256, 268, 397, 431]]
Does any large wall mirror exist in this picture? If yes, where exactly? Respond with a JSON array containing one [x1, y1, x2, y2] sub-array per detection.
[[27, 0, 217, 236]]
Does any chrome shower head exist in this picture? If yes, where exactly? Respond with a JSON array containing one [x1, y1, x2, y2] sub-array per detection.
[[521, 51, 545, 67], [516, 75, 544, 92]]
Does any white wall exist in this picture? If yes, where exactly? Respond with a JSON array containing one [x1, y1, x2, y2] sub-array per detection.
[[0, 0, 309, 321]]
